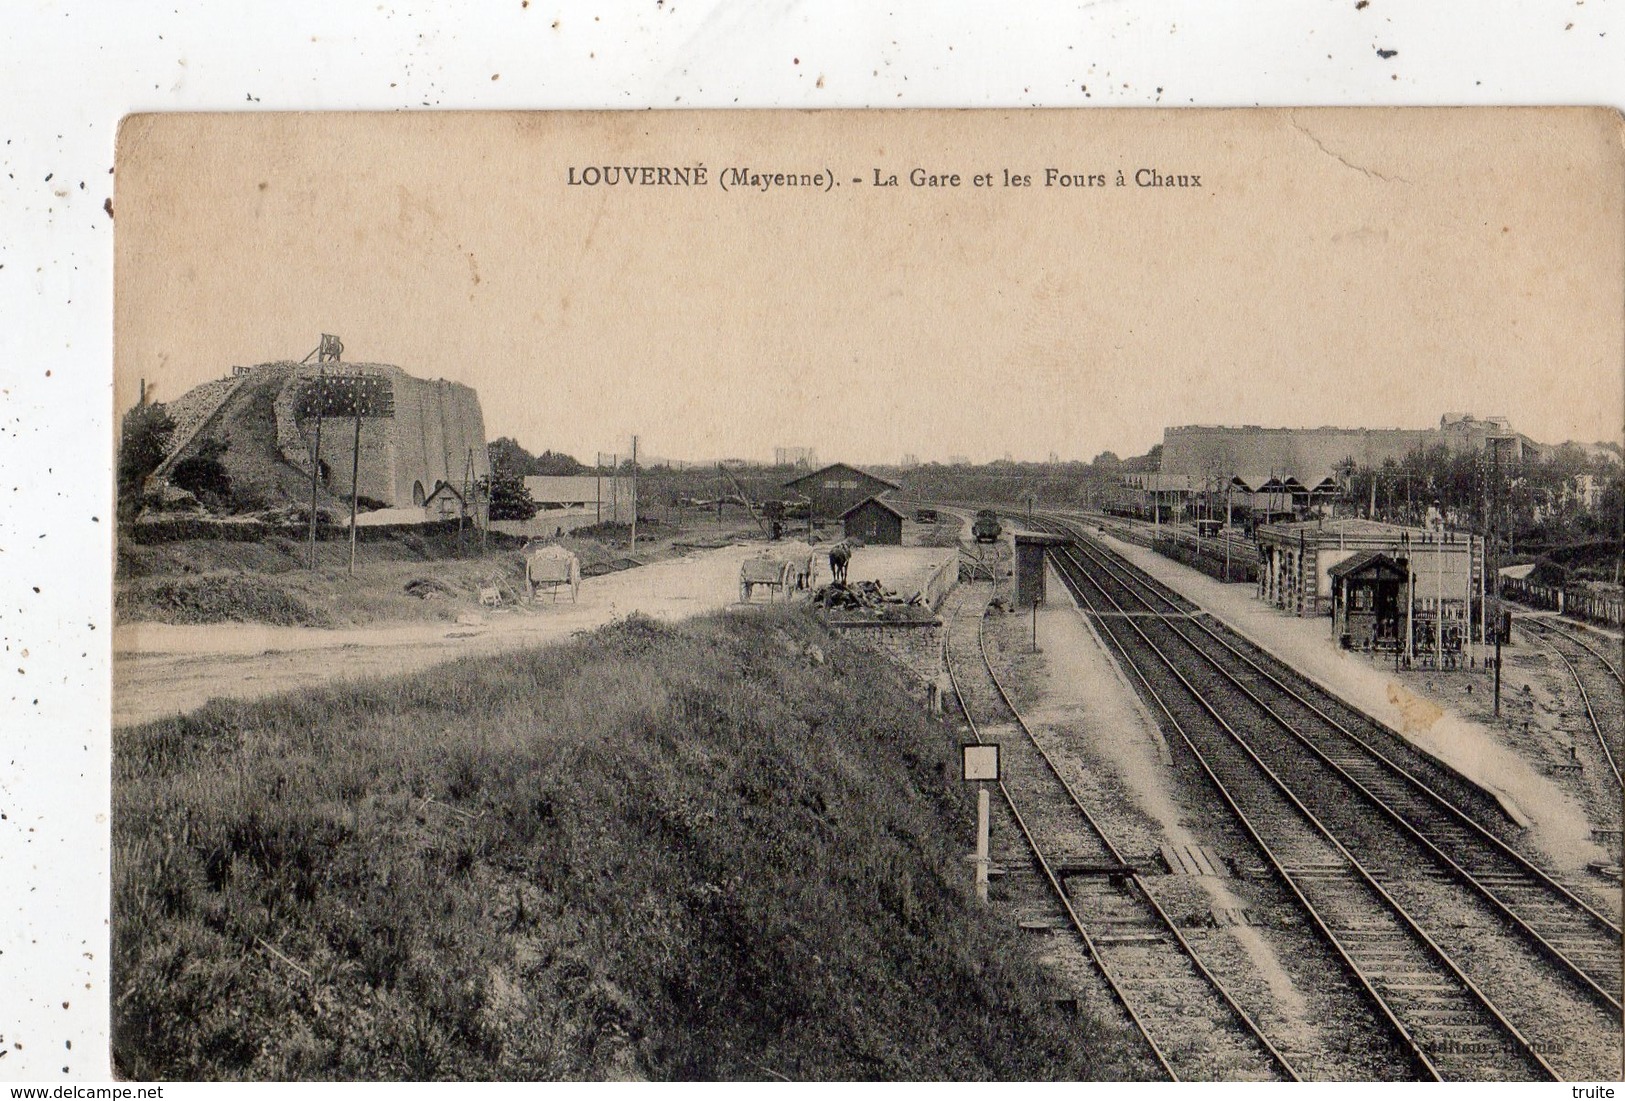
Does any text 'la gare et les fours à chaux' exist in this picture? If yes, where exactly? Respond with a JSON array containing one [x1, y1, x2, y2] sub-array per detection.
[[564, 164, 1203, 192]]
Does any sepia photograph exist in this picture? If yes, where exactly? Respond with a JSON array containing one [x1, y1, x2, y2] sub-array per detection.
[[98, 107, 1625, 1082]]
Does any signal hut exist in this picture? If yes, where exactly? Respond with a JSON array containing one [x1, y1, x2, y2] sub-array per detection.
[[1013, 531, 1071, 607]]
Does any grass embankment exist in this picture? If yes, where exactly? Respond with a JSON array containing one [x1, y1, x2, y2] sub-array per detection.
[[114, 610, 1128, 1080], [114, 520, 758, 628], [115, 527, 528, 627]]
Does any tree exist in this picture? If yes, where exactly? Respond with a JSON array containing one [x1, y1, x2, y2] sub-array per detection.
[[117, 402, 174, 514], [534, 449, 586, 475], [488, 436, 587, 477], [485, 469, 539, 521], [488, 436, 537, 478]]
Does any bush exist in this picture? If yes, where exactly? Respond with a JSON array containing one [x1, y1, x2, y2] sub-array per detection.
[[115, 574, 328, 627], [171, 438, 233, 511], [118, 403, 175, 517]]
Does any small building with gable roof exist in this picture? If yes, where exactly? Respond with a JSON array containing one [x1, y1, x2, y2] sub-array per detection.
[[784, 462, 901, 521]]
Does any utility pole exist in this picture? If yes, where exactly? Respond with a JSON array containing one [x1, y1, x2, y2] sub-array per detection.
[[1494, 627, 1503, 716], [611, 454, 619, 523], [348, 404, 362, 576], [630, 434, 639, 552], [1436, 528, 1444, 671], [308, 412, 322, 571], [1476, 533, 1485, 670], [458, 448, 470, 553], [295, 370, 390, 580], [595, 452, 602, 526], [1405, 534, 1415, 668]]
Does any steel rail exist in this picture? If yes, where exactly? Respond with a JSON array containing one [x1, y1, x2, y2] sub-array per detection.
[[1522, 616, 1623, 686], [941, 590, 1179, 1081], [1532, 627, 1623, 791], [1046, 541, 1560, 1081], [969, 595, 1301, 1081], [1051, 515, 1622, 936], [1050, 525, 1623, 1012]]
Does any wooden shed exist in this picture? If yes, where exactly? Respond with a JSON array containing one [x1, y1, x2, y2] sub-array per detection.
[[1328, 550, 1407, 651], [784, 462, 901, 521], [1013, 532, 1071, 607], [841, 495, 904, 546]]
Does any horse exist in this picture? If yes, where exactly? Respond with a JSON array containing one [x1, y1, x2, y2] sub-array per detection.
[[828, 541, 852, 585]]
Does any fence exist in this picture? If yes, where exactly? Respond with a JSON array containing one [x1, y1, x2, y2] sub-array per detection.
[[1152, 534, 1259, 584], [1499, 575, 1624, 628]]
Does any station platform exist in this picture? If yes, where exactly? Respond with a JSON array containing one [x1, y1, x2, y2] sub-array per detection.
[[1084, 528, 1611, 886]]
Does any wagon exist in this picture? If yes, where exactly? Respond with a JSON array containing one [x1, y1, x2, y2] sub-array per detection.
[[740, 555, 794, 603], [523, 544, 582, 603], [772, 540, 818, 591]]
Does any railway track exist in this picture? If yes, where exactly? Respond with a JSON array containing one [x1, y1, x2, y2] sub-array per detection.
[[1520, 616, 1624, 790], [1035, 517, 1623, 1080], [941, 582, 1298, 1082]]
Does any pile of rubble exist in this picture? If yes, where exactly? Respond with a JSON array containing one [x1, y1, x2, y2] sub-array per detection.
[[812, 580, 928, 619]]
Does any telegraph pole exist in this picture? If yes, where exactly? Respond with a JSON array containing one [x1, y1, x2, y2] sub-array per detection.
[[348, 405, 362, 576], [308, 413, 322, 571], [630, 434, 639, 552], [295, 370, 392, 580]]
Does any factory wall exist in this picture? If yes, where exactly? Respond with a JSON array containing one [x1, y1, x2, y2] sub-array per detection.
[[272, 362, 489, 508]]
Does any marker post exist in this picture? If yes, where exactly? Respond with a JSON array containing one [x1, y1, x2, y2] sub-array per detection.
[[962, 744, 1000, 903]]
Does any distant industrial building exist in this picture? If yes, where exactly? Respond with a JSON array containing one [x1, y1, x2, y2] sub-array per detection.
[[1113, 414, 1544, 527], [1159, 414, 1538, 488], [774, 446, 819, 469], [784, 462, 901, 521], [522, 475, 630, 511], [841, 496, 904, 545]]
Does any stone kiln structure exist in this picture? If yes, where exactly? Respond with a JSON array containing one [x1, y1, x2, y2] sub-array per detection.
[[160, 359, 490, 511]]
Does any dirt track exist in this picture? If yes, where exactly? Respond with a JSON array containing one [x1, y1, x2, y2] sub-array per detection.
[[114, 543, 771, 727], [113, 540, 955, 728]]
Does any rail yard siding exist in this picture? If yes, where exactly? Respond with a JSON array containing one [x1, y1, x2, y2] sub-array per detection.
[[1501, 576, 1624, 629]]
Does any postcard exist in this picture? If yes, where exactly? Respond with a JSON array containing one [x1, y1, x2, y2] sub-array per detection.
[[109, 108, 1623, 1081]]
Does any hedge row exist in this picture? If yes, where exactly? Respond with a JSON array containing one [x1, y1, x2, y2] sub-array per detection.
[[126, 517, 525, 547]]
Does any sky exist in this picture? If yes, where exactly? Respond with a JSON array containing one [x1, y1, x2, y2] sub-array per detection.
[[114, 109, 1624, 466]]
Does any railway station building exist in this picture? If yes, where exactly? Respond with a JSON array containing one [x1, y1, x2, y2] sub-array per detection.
[[1256, 518, 1485, 662], [1112, 472, 1196, 521]]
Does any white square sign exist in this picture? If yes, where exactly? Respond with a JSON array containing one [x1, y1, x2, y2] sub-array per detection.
[[962, 743, 1000, 782]]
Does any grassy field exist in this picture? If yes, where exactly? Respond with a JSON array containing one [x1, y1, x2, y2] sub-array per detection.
[[113, 609, 1131, 1080], [113, 514, 778, 628]]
